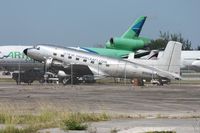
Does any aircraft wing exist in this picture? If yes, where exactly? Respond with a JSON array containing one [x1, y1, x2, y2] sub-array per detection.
[[134, 50, 150, 58], [51, 63, 108, 79], [52, 64, 93, 76]]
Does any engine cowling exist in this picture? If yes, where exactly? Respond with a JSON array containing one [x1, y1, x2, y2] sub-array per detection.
[[45, 58, 64, 69], [106, 37, 149, 51], [192, 60, 200, 68], [57, 70, 68, 77], [52, 59, 64, 67]]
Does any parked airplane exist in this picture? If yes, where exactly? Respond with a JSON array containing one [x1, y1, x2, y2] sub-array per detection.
[[184, 52, 200, 72], [24, 41, 182, 85], [0, 45, 42, 71], [0, 45, 44, 84], [165, 51, 200, 72], [142, 50, 200, 72], [70, 16, 151, 58], [0, 16, 150, 83], [105, 16, 150, 50]]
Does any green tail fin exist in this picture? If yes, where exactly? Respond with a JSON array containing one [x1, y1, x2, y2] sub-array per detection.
[[121, 16, 147, 39]]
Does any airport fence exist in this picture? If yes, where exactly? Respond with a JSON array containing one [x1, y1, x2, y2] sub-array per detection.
[[1, 64, 200, 85]]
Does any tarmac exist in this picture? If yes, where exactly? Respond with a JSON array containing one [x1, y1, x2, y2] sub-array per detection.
[[0, 82, 200, 132]]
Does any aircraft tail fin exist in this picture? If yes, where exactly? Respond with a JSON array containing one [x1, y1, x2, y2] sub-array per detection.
[[157, 41, 182, 75], [121, 16, 147, 38]]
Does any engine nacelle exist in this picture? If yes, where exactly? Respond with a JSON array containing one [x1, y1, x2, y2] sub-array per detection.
[[52, 59, 64, 67], [45, 58, 64, 69], [192, 61, 200, 68], [106, 37, 149, 51], [57, 70, 68, 77]]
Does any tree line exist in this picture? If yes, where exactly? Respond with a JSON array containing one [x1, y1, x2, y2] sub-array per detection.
[[148, 31, 200, 50]]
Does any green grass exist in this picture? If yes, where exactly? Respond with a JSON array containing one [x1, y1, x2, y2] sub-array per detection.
[[63, 118, 88, 130], [0, 78, 15, 82], [110, 128, 119, 133], [0, 110, 110, 132], [73, 112, 110, 122], [62, 112, 110, 130], [0, 126, 36, 133], [0, 111, 58, 126]]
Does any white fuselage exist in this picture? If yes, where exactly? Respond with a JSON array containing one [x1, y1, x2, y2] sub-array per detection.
[[25, 45, 166, 80], [0, 46, 43, 71]]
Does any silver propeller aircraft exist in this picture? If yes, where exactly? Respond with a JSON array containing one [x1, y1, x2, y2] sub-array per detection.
[[24, 41, 182, 85]]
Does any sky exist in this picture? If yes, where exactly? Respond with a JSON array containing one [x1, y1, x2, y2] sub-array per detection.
[[0, 0, 199, 48]]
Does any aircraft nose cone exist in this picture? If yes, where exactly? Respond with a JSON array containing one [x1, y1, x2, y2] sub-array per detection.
[[23, 48, 28, 55]]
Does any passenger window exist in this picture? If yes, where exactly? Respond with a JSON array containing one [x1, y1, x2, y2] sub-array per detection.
[[98, 62, 102, 65], [106, 64, 110, 67], [76, 58, 79, 60], [83, 59, 87, 62], [61, 54, 64, 57], [91, 61, 94, 64], [68, 56, 72, 59], [53, 53, 57, 56]]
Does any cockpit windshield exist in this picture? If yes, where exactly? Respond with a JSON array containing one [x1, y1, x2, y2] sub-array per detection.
[[33, 45, 40, 50]]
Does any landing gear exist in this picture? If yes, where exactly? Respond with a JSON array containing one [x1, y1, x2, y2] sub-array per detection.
[[61, 77, 80, 85], [151, 79, 170, 86], [62, 77, 70, 85], [131, 78, 144, 86], [158, 79, 163, 86], [60, 75, 95, 85]]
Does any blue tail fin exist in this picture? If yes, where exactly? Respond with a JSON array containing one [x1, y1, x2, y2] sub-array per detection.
[[121, 16, 147, 38]]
